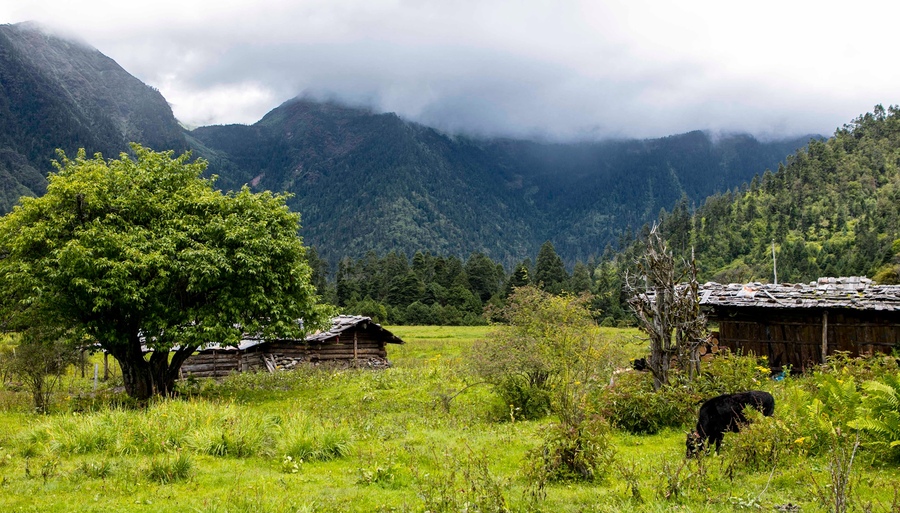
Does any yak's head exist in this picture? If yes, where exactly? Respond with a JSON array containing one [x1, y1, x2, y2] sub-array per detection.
[[685, 431, 705, 458]]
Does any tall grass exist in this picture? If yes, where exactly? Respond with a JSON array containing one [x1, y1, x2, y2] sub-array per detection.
[[15, 400, 284, 458], [0, 328, 899, 513]]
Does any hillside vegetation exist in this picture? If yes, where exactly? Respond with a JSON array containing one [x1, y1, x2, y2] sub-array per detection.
[[193, 98, 813, 266], [651, 105, 900, 285], [0, 22, 816, 268], [0, 23, 187, 210]]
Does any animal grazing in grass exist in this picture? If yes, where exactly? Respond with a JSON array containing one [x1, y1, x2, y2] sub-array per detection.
[[686, 390, 775, 457]]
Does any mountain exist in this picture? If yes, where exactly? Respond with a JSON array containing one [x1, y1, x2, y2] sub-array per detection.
[[0, 22, 816, 267], [0, 22, 187, 210], [191, 98, 814, 266], [656, 105, 900, 284]]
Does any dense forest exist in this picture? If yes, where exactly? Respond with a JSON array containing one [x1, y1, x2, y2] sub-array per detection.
[[306, 240, 630, 326], [0, 23, 187, 211], [658, 104, 900, 285], [312, 106, 900, 326], [193, 98, 813, 266], [1, 22, 813, 270], [4, 23, 899, 327]]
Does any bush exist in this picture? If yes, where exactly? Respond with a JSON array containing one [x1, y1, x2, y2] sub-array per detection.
[[691, 352, 772, 398], [819, 351, 899, 383], [724, 408, 796, 474], [795, 370, 863, 457], [491, 377, 552, 421], [524, 415, 616, 483], [4, 331, 79, 412], [598, 371, 698, 434], [850, 373, 900, 462], [470, 287, 625, 421]]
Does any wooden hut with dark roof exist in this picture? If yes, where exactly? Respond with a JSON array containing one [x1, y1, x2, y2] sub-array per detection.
[[180, 315, 404, 378], [699, 277, 900, 372]]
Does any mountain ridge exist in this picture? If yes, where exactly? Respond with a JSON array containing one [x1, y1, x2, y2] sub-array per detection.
[[190, 97, 815, 265], [0, 22, 188, 210], [0, 22, 816, 267]]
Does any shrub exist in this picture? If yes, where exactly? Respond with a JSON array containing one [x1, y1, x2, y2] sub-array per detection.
[[4, 331, 79, 413], [470, 287, 625, 421], [795, 370, 863, 457], [691, 352, 772, 397], [820, 351, 899, 383], [724, 408, 796, 474], [524, 415, 616, 483], [850, 373, 900, 462], [598, 371, 698, 434]]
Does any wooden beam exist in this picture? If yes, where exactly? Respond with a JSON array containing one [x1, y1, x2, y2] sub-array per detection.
[[821, 310, 829, 363]]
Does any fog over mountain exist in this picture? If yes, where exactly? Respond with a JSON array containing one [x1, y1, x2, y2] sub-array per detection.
[[0, 21, 821, 266], [2, 1, 896, 140]]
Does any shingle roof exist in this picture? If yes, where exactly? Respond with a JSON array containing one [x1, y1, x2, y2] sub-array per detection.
[[698, 276, 900, 312], [193, 315, 404, 351], [306, 315, 404, 344]]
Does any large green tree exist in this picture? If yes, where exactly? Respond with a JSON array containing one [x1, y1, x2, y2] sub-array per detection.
[[534, 241, 568, 293], [0, 145, 332, 400]]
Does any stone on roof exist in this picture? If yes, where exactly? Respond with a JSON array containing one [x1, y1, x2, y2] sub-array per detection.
[[698, 276, 900, 312], [306, 315, 403, 344]]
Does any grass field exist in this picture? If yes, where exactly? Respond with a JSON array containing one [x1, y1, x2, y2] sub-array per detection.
[[0, 326, 897, 512]]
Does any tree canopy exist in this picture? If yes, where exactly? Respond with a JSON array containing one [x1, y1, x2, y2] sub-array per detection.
[[0, 145, 332, 399], [658, 105, 900, 284]]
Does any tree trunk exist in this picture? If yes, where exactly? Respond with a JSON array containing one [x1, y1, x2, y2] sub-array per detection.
[[148, 345, 197, 397], [107, 335, 198, 401], [113, 347, 154, 401], [30, 376, 45, 413]]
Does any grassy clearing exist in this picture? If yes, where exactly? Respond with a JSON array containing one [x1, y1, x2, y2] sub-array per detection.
[[0, 327, 898, 512]]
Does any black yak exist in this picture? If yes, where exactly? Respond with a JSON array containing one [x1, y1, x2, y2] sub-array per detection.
[[686, 390, 775, 457]]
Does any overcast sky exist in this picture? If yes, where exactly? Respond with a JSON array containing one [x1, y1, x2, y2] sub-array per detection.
[[2, 0, 897, 140]]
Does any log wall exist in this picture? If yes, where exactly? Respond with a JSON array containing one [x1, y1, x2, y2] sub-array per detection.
[[713, 307, 900, 371], [180, 350, 242, 378], [180, 328, 391, 378]]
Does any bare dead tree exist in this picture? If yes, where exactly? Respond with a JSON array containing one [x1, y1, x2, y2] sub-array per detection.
[[626, 225, 707, 390]]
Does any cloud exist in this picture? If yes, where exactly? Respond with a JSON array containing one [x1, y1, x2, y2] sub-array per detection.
[[3, 0, 898, 139]]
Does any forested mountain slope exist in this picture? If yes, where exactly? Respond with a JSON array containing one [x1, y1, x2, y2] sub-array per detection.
[[660, 105, 900, 284], [0, 22, 187, 210], [0, 22, 815, 267], [193, 98, 813, 266]]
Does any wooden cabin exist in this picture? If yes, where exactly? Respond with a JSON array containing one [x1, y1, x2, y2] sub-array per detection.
[[699, 277, 900, 372], [180, 315, 404, 379]]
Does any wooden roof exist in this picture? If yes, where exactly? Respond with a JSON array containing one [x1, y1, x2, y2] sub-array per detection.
[[699, 277, 900, 312], [189, 315, 403, 352], [306, 315, 404, 344]]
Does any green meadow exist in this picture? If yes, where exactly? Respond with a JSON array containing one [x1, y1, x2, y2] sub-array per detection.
[[0, 326, 898, 512]]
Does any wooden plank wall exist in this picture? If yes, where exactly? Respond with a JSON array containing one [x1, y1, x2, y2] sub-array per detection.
[[180, 328, 391, 378], [267, 331, 387, 361], [181, 350, 242, 378], [715, 307, 900, 371]]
